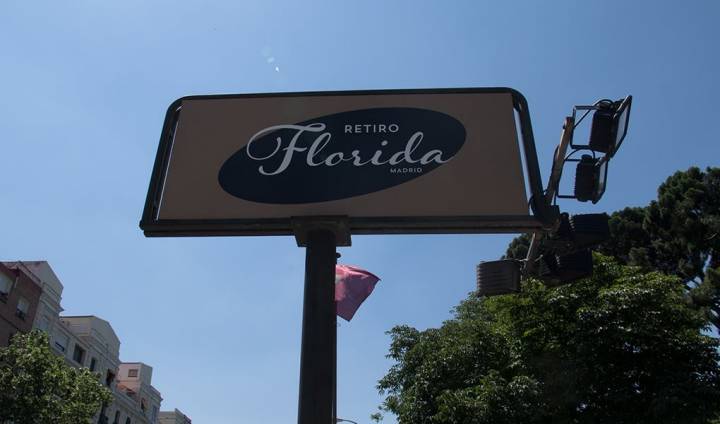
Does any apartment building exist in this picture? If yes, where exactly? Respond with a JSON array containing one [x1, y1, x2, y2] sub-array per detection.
[[1, 260, 169, 424], [115, 363, 163, 424], [158, 409, 192, 424], [0, 262, 42, 346], [59, 316, 164, 424], [2, 261, 65, 336]]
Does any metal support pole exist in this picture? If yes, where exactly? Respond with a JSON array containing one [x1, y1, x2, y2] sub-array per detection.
[[297, 229, 337, 424], [332, 252, 340, 424], [525, 116, 574, 274], [332, 320, 337, 422]]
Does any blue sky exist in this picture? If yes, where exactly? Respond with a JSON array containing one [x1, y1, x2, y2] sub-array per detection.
[[1, 1, 719, 423]]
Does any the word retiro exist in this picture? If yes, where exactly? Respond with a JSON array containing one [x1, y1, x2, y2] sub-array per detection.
[[245, 123, 452, 176]]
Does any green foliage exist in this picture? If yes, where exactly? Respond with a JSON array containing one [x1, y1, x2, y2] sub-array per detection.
[[503, 233, 532, 261], [377, 167, 720, 422], [0, 330, 113, 424], [377, 256, 720, 423], [600, 167, 720, 280]]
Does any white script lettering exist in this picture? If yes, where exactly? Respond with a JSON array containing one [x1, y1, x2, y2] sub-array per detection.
[[245, 123, 451, 175]]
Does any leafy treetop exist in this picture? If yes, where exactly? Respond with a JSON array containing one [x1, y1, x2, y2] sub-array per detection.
[[376, 255, 720, 423], [0, 330, 113, 424]]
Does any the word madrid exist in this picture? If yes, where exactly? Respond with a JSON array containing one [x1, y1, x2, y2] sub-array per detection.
[[245, 123, 451, 176]]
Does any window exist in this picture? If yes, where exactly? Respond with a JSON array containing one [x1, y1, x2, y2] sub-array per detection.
[[99, 404, 108, 424], [0, 272, 12, 301], [127, 368, 138, 378], [37, 315, 51, 332], [72, 344, 86, 365], [113, 411, 121, 424], [125, 417, 131, 424], [54, 332, 69, 352], [90, 357, 97, 372], [105, 370, 115, 387], [16, 297, 30, 320]]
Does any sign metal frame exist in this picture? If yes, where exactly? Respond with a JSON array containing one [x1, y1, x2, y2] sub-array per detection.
[[140, 87, 552, 237]]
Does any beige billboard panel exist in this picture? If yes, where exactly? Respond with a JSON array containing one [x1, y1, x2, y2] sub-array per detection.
[[142, 88, 543, 236]]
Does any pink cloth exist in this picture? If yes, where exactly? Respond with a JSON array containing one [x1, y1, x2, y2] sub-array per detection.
[[335, 264, 380, 321]]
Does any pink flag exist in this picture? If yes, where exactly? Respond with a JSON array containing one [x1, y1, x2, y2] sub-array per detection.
[[335, 264, 380, 321]]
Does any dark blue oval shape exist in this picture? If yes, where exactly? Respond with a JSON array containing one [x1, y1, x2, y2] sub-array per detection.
[[218, 107, 466, 203]]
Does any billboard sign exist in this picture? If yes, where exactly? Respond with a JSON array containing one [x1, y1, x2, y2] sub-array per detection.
[[140, 88, 547, 237]]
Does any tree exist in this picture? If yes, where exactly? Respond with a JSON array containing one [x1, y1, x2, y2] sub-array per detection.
[[376, 167, 720, 423], [598, 167, 719, 277], [0, 330, 113, 424], [376, 255, 720, 423]]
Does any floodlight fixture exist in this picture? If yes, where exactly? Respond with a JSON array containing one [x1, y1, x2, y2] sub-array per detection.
[[573, 154, 608, 203], [571, 96, 632, 157], [476, 259, 521, 297], [588, 103, 615, 153], [550, 95, 630, 205], [483, 95, 631, 296], [539, 249, 593, 286], [569, 213, 610, 247], [556, 249, 593, 282], [544, 213, 610, 254], [611, 96, 632, 156]]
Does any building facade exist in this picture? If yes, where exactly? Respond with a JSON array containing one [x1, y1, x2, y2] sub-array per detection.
[[0, 262, 42, 346], [2, 261, 65, 337], [158, 409, 192, 424], [1, 260, 171, 424], [116, 363, 163, 424], [59, 316, 164, 424]]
